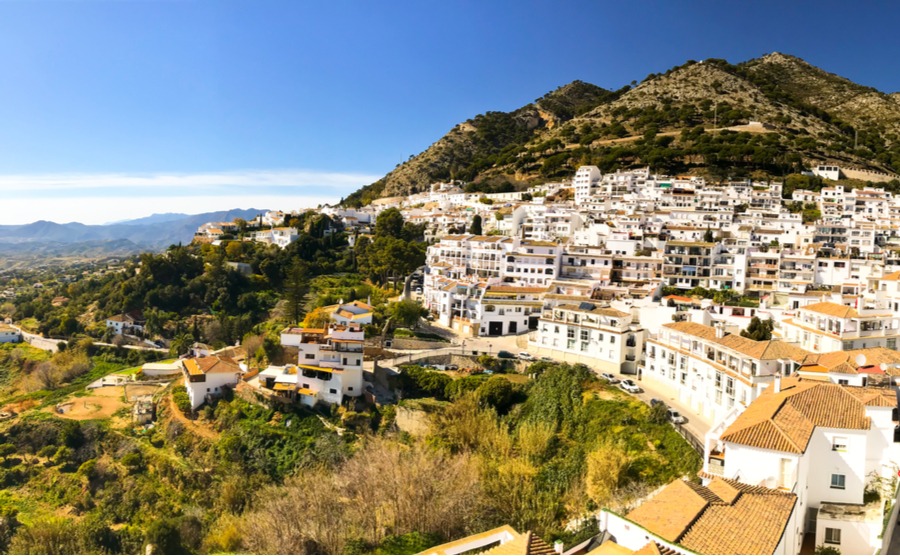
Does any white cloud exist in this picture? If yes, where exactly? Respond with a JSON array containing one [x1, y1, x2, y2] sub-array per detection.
[[0, 169, 380, 191]]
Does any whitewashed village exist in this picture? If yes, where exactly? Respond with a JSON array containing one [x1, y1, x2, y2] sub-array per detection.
[[139, 162, 900, 555]]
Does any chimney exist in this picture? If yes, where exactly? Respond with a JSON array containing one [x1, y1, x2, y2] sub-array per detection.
[[714, 322, 726, 339], [773, 375, 781, 394], [554, 541, 564, 555]]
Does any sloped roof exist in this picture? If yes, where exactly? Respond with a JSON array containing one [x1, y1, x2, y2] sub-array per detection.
[[662, 322, 809, 362], [799, 301, 858, 319], [625, 478, 796, 555], [721, 379, 873, 453], [183, 355, 242, 376], [480, 531, 555, 555], [801, 347, 900, 375]]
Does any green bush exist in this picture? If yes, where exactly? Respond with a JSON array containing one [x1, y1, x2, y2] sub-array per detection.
[[172, 386, 192, 414]]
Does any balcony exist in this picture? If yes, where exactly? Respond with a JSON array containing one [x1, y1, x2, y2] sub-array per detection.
[[707, 451, 725, 477]]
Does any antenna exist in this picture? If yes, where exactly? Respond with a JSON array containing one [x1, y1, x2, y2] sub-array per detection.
[[855, 354, 867, 367]]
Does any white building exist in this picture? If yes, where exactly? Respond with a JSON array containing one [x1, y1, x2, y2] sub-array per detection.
[[573, 165, 602, 205], [642, 321, 809, 424], [257, 324, 365, 406], [0, 325, 21, 344], [599, 477, 799, 555], [180, 355, 243, 410], [781, 300, 900, 352], [105, 312, 145, 335], [703, 378, 900, 555], [529, 302, 645, 375]]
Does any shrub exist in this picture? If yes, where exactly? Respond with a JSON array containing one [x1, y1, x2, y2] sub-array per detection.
[[172, 386, 192, 414]]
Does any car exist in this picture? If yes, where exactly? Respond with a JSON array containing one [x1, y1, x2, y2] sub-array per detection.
[[667, 409, 686, 424], [518, 352, 534, 361], [497, 350, 516, 359], [600, 373, 619, 384], [446, 364, 459, 371], [414, 287, 423, 294], [619, 379, 641, 394], [540, 356, 553, 362], [425, 314, 435, 321], [650, 398, 664, 407]]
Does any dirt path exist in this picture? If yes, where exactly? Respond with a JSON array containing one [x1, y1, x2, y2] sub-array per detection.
[[163, 380, 220, 441]]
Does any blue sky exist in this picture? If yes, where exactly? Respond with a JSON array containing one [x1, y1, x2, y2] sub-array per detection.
[[2, 1, 900, 223]]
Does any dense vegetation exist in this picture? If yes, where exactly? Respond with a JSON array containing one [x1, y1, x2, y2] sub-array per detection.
[[0, 351, 700, 555]]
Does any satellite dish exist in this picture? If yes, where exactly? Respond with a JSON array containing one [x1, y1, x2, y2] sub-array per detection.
[[855, 354, 867, 367]]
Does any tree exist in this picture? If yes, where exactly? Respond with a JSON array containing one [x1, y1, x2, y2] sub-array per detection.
[[703, 227, 714, 242], [740, 316, 774, 341], [469, 214, 483, 235], [475, 376, 515, 413], [375, 208, 404, 238], [389, 299, 426, 329], [284, 261, 309, 325], [301, 307, 332, 328]]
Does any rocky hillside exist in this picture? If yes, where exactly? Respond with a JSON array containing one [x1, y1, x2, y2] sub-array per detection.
[[345, 53, 900, 206]]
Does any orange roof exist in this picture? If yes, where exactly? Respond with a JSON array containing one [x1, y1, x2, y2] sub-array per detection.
[[662, 322, 809, 362], [184, 355, 242, 376], [801, 347, 900, 375], [799, 301, 858, 318], [721, 378, 875, 453], [625, 478, 796, 554]]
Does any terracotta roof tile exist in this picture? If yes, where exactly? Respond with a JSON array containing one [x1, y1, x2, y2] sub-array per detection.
[[721, 379, 873, 453], [800, 301, 858, 318]]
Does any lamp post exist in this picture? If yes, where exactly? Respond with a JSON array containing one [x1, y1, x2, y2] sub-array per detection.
[[461, 339, 466, 356], [488, 342, 492, 356]]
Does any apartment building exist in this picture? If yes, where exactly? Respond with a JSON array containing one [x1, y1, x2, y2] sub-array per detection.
[[529, 301, 645, 375], [662, 240, 716, 290], [781, 300, 900, 352], [642, 322, 809, 424]]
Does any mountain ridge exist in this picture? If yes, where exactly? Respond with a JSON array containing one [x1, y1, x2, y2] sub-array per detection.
[[0, 208, 268, 252], [345, 53, 900, 206]]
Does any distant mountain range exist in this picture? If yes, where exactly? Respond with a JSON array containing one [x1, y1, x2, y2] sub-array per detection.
[[0, 208, 267, 256], [346, 52, 900, 205]]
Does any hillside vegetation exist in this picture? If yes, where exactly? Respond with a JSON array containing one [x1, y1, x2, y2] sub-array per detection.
[[346, 52, 900, 205]]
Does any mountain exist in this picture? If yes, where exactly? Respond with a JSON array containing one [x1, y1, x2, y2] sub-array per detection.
[[346, 53, 900, 205], [0, 208, 267, 253], [109, 212, 190, 226]]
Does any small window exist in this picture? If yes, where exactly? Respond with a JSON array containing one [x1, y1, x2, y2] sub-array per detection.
[[348, 387, 353, 392], [830, 474, 846, 490], [305, 354, 315, 359], [824, 527, 841, 545], [833, 437, 848, 451], [329, 388, 338, 394]]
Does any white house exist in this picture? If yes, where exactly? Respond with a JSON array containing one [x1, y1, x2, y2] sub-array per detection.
[[702, 377, 900, 555], [599, 477, 799, 555], [321, 300, 375, 326], [180, 355, 243, 410], [257, 324, 365, 407], [0, 325, 21, 344], [105, 312, 145, 335]]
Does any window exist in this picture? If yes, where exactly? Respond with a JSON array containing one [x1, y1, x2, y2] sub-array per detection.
[[830, 474, 845, 490], [329, 388, 338, 395], [567, 328, 575, 339], [832, 437, 848, 452], [580, 330, 589, 341], [305, 353, 315, 359], [824, 527, 841, 545], [348, 387, 353, 392]]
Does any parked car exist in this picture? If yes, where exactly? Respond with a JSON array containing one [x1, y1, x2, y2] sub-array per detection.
[[619, 379, 641, 394], [446, 364, 459, 371], [600, 372, 619, 384], [414, 287, 423, 294], [497, 350, 516, 359], [650, 398, 664, 407], [667, 408, 686, 424], [540, 356, 553, 362], [518, 352, 534, 361]]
